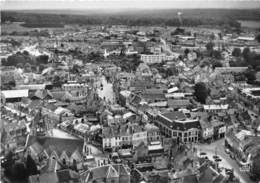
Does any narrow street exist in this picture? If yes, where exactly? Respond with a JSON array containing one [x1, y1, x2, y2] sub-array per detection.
[[195, 139, 256, 183], [96, 76, 116, 104]]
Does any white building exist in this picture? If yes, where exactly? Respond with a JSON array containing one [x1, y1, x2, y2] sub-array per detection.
[[140, 54, 175, 64]]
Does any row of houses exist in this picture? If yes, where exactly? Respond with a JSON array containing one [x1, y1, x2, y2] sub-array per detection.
[[101, 123, 161, 150]]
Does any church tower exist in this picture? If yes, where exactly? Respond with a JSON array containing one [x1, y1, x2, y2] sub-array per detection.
[[32, 108, 48, 136]]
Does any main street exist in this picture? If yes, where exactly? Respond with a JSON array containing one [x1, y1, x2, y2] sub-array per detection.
[[195, 139, 256, 183]]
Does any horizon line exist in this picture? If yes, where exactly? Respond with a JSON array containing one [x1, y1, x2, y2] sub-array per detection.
[[3, 7, 260, 11]]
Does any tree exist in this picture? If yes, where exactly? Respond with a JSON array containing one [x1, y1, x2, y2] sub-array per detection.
[[256, 34, 260, 43], [218, 32, 223, 40], [24, 63, 32, 72], [251, 152, 260, 181], [17, 62, 24, 68], [194, 82, 209, 104], [210, 33, 215, 40], [212, 60, 223, 69], [232, 48, 241, 57], [212, 50, 222, 59], [36, 54, 49, 64], [2, 151, 15, 178], [206, 42, 214, 52], [23, 50, 29, 56], [26, 154, 38, 176], [184, 48, 190, 56], [71, 64, 80, 74], [242, 47, 251, 61], [244, 70, 256, 82], [53, 75, 62, 87], [11, 162, 28, 181]]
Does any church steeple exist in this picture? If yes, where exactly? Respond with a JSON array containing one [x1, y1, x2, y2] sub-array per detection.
[[32, 108, 48, 136]]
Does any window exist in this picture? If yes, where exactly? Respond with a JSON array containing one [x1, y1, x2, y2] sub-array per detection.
[[172, 131, 177, 136]]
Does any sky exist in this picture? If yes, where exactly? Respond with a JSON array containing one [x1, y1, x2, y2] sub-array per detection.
[[1, 0, 260, 10]]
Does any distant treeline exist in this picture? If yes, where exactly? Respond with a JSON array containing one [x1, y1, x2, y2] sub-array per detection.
[[21, 23, 64, 28], [3, 9, 259, 28]]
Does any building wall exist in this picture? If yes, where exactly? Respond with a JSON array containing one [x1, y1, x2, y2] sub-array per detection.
[[132, 131, 147, 147], [154, 118, 200, 143], [140, 54, 165, 64], [147, 130, 161, 143], [202, 127, 214, 139]]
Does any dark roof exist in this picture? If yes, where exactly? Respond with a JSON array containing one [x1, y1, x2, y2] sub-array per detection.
[[142, 93, 165, 101], [213, 174, 226, 183], [51, 91, 66, 100], [162, 111, 186, 121], [32, 90, 53, 100], [29, 170, 80, 183], [28, 100, 43, 109], [56, 169, 80, 182], [130, 95, 142, 106], [183, 174, 198, 183], [112, 164, 130, 176], [45, 103, 58, 112], [156, 112, 201, 131], [27, 135, 84, 157], [29, 172, 58, 183], [167, 99, 191, 107], [199, 165, 218, 183]]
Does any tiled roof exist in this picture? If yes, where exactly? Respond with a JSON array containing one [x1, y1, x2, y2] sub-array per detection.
[[199, 166, 218, 183], [28, 100, 43, 109], [161, 111, 186, 121], [29, 172, 58, 183], [183, 175, 198, 183], [56, 169, 80, 182], [157, 112, 201, 131], [142, 93, 166, 101], [45, 103, 58, 112], [32, 89, 53, 100], [29, 170, 80, 183], [84, 164, 130, 182], [27, 135, 84, 157], [167, 99, 191, 107]]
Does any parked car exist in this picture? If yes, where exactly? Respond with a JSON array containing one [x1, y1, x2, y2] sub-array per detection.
[[225, 148, 231, 154], [230, 153, 235, 159]]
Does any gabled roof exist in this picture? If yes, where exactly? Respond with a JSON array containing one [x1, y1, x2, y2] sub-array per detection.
[[32, 89, 53, 100], [28, 169, 80, 183], [27, 135, 84, 157], [83, 164, 130, 182]]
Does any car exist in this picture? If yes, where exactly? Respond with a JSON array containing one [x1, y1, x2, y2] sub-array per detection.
[[225, 148, 231, 154], [229, 154, 235, 159]]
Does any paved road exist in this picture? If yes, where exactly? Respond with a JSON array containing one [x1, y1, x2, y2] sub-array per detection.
[[195, 139, 256, 183], [96, 76, 116, 104]]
